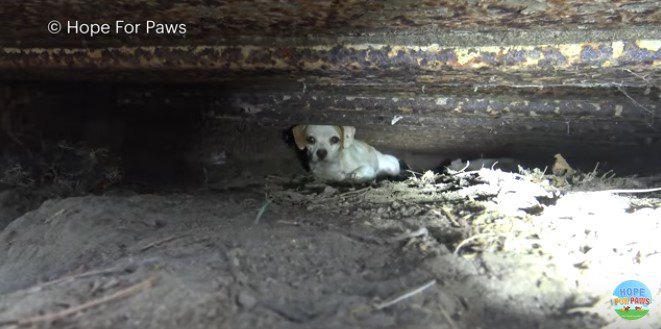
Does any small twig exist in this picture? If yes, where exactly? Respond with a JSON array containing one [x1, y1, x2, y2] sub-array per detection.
[[452, 160, 470, 173], [43, 209, 66, 224], [254, 199, 272, 224], [11, 276, 158, 326], [375, 280, 437, 310], [451, 169, 482, 177], [454, 233, 495, 255], [26, 267, 127, 293], [311, 187, 369, 204], [440, 207, 461, 227], [599, 170, 615, 180], [337, 187, 370, 198], [276, 220, 300, 226], [406, 169, 422, 176], [591, 162, 600, 175], [137, 235, 183, 252], [437, 297, 461, 329]]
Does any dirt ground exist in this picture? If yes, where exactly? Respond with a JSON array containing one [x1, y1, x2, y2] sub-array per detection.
[[0, 162, 660, 329]]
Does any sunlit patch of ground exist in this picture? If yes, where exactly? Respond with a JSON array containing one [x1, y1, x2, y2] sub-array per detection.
[[268, 164, 661, 328]]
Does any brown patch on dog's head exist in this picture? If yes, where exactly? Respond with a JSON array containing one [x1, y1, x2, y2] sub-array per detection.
[[333, 126, 345, 148], [341, 126, 355, 148], [331, 126, 355, 149], [291, 125, 307, 150]]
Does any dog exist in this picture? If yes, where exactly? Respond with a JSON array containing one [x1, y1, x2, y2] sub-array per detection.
[[291, 125, 400, 183]]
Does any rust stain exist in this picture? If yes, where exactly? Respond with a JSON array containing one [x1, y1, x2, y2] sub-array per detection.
[[0, 40, 658, 73]]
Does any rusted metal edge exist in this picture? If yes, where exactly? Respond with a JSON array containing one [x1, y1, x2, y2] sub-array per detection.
[[1, 40, 659, 72], [0, 67, 657, 89]]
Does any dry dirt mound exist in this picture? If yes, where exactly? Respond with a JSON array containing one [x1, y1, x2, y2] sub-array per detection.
[[0, 168, 659, 328]]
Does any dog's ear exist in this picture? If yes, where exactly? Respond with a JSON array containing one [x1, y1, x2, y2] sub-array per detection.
[[341, 126, 356, 148], [291, 125, 307, 150]]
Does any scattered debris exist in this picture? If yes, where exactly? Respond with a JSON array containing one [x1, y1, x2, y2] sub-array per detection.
[[2, 153, 660, 328], [8, 276, 158, 327], [26, 266, 128, 294], [447, 158, 519, 173]]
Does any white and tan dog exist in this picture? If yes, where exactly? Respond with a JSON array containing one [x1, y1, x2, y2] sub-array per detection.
[[292, 125, 400, 183]]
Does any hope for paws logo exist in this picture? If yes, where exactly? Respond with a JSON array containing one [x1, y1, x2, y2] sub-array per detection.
[[612, 280, 652, 320]]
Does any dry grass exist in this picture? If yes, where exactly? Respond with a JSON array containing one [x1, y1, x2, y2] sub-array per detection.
[[0, 140, 121, 196]]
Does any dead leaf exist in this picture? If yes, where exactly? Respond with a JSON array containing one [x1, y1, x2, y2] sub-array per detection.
[[552, 153, 576, 176]]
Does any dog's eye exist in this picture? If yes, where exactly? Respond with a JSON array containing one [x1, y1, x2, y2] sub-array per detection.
[[306, 136, 316, 144], [330, 136, 340, 144]]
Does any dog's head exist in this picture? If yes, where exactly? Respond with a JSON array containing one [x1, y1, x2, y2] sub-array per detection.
[[291, 125, 355, 163]]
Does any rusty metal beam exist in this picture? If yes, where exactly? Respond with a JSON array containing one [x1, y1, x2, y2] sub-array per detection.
[[1, 39, 659, 90]]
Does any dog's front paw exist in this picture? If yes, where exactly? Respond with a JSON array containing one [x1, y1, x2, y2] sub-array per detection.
[[348, 171, 363, 181], [347, 166, 376, 183]]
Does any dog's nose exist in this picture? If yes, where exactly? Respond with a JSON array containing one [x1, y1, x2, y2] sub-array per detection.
[[316, 149, 327, 160]]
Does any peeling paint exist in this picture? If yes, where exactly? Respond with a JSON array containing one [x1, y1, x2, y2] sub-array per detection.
[[611, 41, 625, 59], [636, 40, 661, 52]]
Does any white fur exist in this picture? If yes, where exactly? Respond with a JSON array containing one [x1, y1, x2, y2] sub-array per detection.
[[294, 125, 400, 183]]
